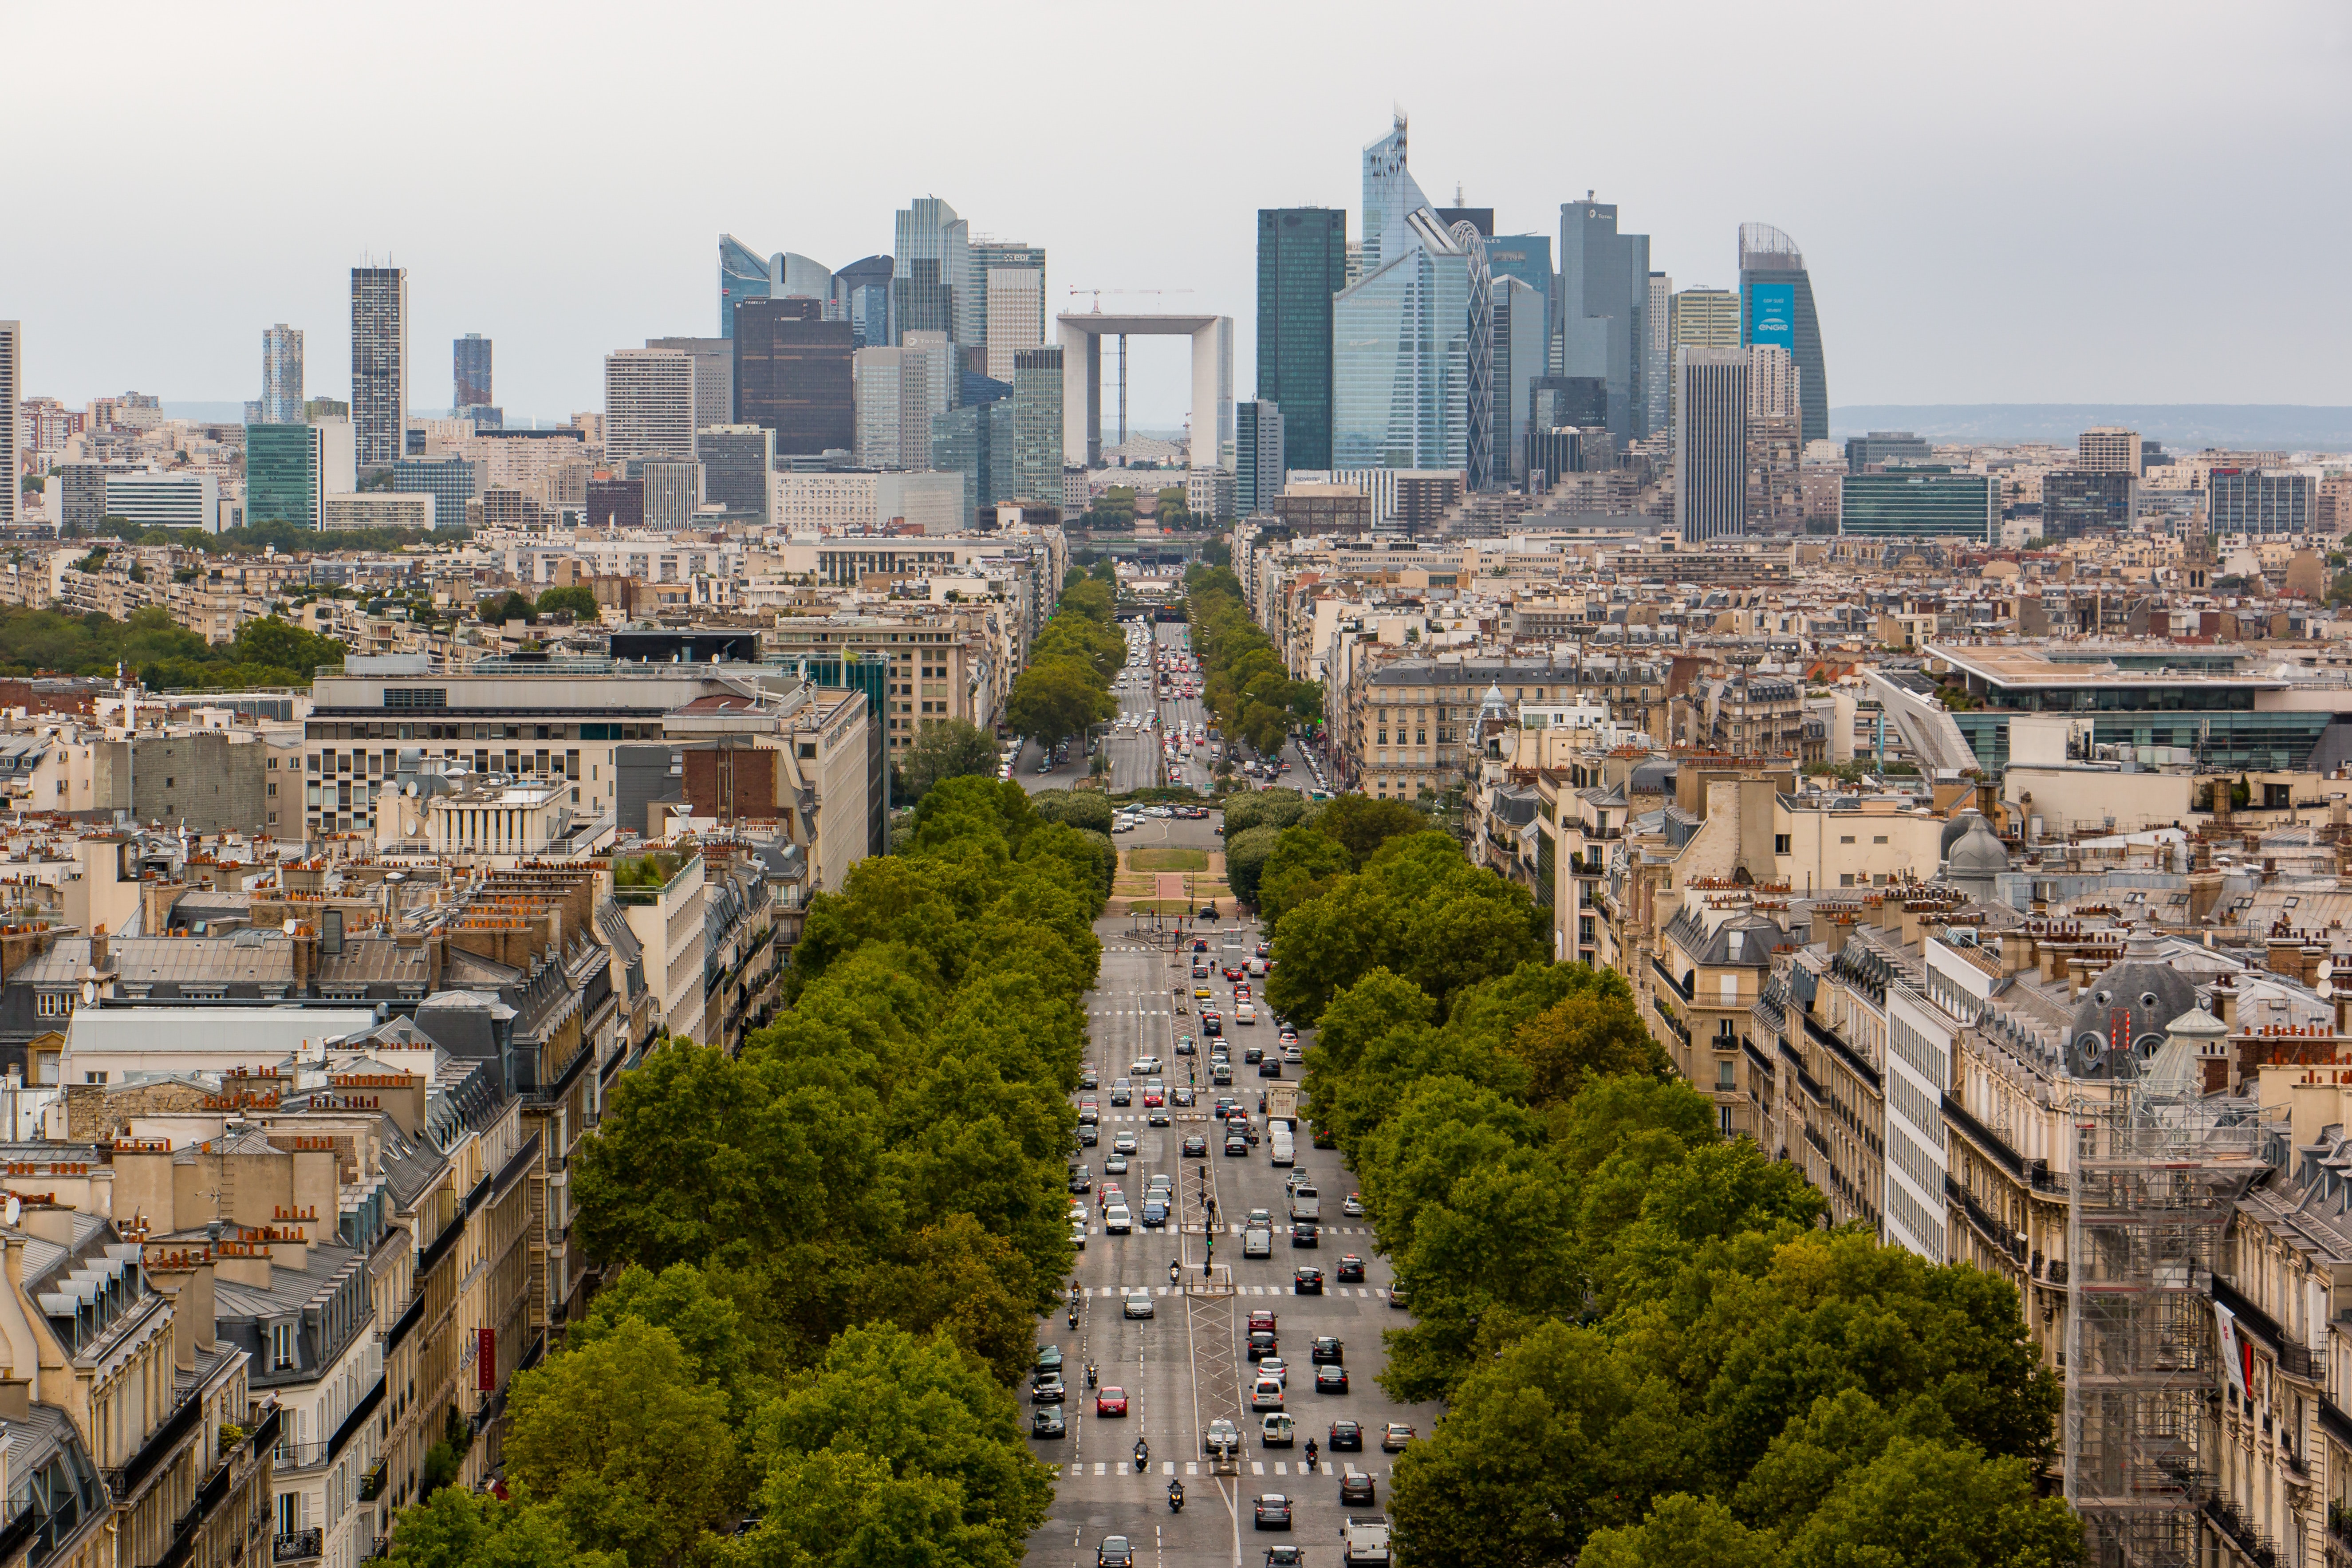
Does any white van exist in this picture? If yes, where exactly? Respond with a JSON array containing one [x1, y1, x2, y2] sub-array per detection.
[[1251, 1376, 1285, 1411], [1235, 1002, 1257, 1027], [1269, 1125, 1296, 1166], [1288, 1185, 1320, 1222]]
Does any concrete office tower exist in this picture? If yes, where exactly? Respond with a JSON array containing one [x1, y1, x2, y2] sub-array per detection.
[[1675, 347, 1749, 543], [350, 266, 408, 468], [604, 349, 697, 465], [1257, 207, 1348, 471], [1332, 209, 1473, 473], [646, 337, 734, 431], [697, 425, 776, 522], [1670, 288, 1740, 351], [1236, 402, 1284, 515], [640, 460, 703, 530], [2079, 426, 2143, 474], [892, 197, 967, 346], [985, 268, 1046, 382], [453, 333, 492, 410], [902, 329, 955, 427], [1009, 347, 1064, 504], [1492, 276, 1548, 482], [1360, 115, 1430, 278], [969, 240, 1044, 363], [1749, 345, 1800, 420], [0, 322, 16, 528], [733, 299, 854, 457], [1644, 273, 1671, 441], [1558, 200, 1653, 444], [832, 255, 894, 350], [261, 324, 304, 423], [1738, 223, 1828, 446], [853, 347, 933, 470]]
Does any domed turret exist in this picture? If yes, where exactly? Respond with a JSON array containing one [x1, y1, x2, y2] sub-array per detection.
[[2064, 932, 2201, 1079], [1945, 813, 2008, 902], [1939, 808, 1986, 866]]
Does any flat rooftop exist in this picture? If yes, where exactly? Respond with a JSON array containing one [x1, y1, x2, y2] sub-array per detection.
[[1928, 644, 2289, 691]]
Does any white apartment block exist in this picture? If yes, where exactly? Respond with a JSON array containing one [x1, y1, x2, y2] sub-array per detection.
[[602, 349, 697, 465], [323, 492, 437, 531], [104, 470, 219, 531]]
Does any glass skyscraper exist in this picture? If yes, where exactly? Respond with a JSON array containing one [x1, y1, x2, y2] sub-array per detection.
[[246, 422, 323, 529], [1558, 201, 1651, 445], [719, 234, 773, 338], [453, 332, 492, 410], [1236, 401, 1284, 516], [733, 299, 855, 456], [1331, 212, 1473, 473], [1359, 115, 1429, 278], [1255, 208, 1347, 471], [931, 401, 1013, 521], [1009, 347, 1064, 505], [892, 198, 967, 346], [261, 325, 303, 424], [1739, 223, 1828, 447]]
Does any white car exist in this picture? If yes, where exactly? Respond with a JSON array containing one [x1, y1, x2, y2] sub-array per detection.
[[1124, 1288, 1155, 1319], [1251, 1376, 1285, 1411], [1105, 1205, 1133, 1233], [1071, 1224, 1087, 1251]]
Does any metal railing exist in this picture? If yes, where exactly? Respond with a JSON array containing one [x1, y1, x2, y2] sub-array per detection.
[[274, 1529, 324, 1563]]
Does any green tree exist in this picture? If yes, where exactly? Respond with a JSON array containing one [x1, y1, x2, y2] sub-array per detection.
[[1254, 823, 1352, 934], [1030, 789, 1114, 833], [1314, 794, 1426, 866], [1006, 658, 1112, 745], [1223, 824, 1280, 906], [478, 589, 536, 624], [900, 719, 1002, 802], [385, 1487, 623, 1568], [1579, 1494, 1779, 1568], [1505, 973, 1664, 1107], [535, 584, 602, 620], [1783, 1438, 2084, 1568], [503, 1318, 744, 1567], [1220, 787, 1308, 836]]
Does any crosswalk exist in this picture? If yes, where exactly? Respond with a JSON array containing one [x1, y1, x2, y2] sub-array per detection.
[[1072, 1460, 1388, 1478], [1076, 1281, 1385, 1298], [1069, 1226, 1375, 1240]]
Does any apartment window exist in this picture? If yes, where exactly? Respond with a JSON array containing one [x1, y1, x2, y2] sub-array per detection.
[[83, 1071, 108, 1085], [272, 1322, 296, 1371], [1839, 834, 1856, 845], [1872, 835, 1889, 845], [1715, 1060, 1735, 1090], [1840, 874, 1856, 888], [1719, 1106, 1735, 1136], [1774, 834, 1791, 855]]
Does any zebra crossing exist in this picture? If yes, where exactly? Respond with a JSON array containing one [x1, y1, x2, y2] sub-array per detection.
[[1071, 1460, 1390, 1478], [1076, 1282, 1384, 1298]]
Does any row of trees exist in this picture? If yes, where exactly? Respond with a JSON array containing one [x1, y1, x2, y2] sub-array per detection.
[[1004, 567, 1120, 746], [393, 776, 1107, 1567], [0, 603, 347, 689], [1183, 565, 1320, 758], [475, 586, 603, 625], [61, 516, 459, 553], [1279, 833, 2079, 1568]]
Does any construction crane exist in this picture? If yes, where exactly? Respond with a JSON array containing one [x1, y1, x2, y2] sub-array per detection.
[[1064, 289, 1196, 450]]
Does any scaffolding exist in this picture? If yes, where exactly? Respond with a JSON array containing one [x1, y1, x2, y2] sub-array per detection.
[[2066, 1082, 2271, 1568]]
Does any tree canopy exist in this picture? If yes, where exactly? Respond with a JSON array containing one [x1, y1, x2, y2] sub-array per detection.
[[1184, 564, 1321, 753], [0, 603, 346, 689], [898, 718, 1002, 803], [534, 584, 602, 620]]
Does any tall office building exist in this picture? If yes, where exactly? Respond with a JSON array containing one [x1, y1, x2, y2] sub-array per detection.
[[969, 240, 1044, 363], [0, 322, 16, 529], [603, 349, 697, 464], [2207, 468, 2314, 536], [646, 337, 734, 431], [1670, 288, 1741, 351], [585, 477, 645, 531], [832, 255, 894, 349], [697, 425, 776, 522], [261, 324, 304, 423], [453, 333, 493, 410], [984, 267, 1046, 382], [734, 299, 855, 457], [780, 252, 832, 302], [1739, 223, 1828, 446], [1256, 207, 1348, 471], [719, 234, 772, 338], [1558, 200, 1653, 444], [2078, 426, 2143, 474], [640, 460, 703, 530], [246, 420, 355, 530], [1749, 345, 1800, 421], [892, 198, 967, 346], [852, 346, 934, 470], [1675, 347, 1749, 543], [1644, 273, 1671, 440], [1009, 347, 1064, 505], [391, 453, 483, 525], [350, 266, 408, 468], [1236, 402, 1284, 516], [902, 329, 955, 429], [1492, 276, 1548, 482], [1360, 115, 1429, 277], [931, 401, 1013, 521], [1332, 211, 1474, 473]]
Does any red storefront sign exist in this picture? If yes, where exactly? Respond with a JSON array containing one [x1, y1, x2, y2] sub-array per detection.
[[477, 1328, 495, 1391]]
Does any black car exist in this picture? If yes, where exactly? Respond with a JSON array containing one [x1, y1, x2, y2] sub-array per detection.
[[1032, 1406, 1067, 1438], [1336, 1255, 1366, 1282], [1265, 1550, 1305, 1568], [1310, 1336, 1343, 1364], [1214, 1098, 1238, 1119], [1078, 1124, 1099, 1146], [1328, 1419, 1363, 1451], [1225, 1135, 1251, 1157], [1247, 1330, 1277, 1361], [1259, 1059, 1283, 1079], [1291, 1222, 1319, 1248], [1099, 1536, 1135, 1568], [1069, 1166, 1091, 1192], [1339, 1468, 1375, 1505], [1183, 1134, 1209, 1157], [1204, 1016, 1223, 1037], [1034, 1345, 1064, 1380], [1243, 1044, 1265, 1064], [1031, 1376, 1066, 1404], [1315, 1364, 1349, 1394], [1253, 1495, 1291, 1531], [1293, 1266, 1323, 1295], [1147, 1106, 1171, 1127], [1080, 1069, 1099, 1089]]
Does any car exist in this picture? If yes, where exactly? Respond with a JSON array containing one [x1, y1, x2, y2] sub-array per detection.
[[1173, 1086, 1196, 1107], [1032, 1405, 1067, 1437], [1224, 964, 1245, 982], [1387, 1284, 1410, 1309], [1069, 1166, 1091, 1193], [1192, 938, 1209, 952], [1183, 1134, 1209, 1157], [1035, 1344, 1065, 1378], [1251, 1377, 1284, 1411], [1336, 1255, 1366, 1283], [1131, 1056, 1164, 1077], [1316, 1364, 1349, 1394], [1243, 1045, 1265, 1064], [1342, 1193, 1363, 1217], [1142, 1198, 1169, 1228], [1211, 1062, 1233, 1085], [1194, 985, 1214, 1001], [1174, 1036, 1195, 1056], [1110, 1080, 1133, 1105], [1113, 1132, 1138, 1154], [1380, 1421, 1415, 1452], [1215, 1098, 1239, 1120], [1142, 1086, 1165, 1108], [1031, 1375, 1066, 1404], [1293, 1266, 1323, 1295], [1070, 1224, 1086, 1250], [1253, 1495, 1292, 1531], [1080, 1068, 1099, 1089], [1339, 1467, 1375, 1505], [1204, 1417, 1242, 1455], [1244, 1227, 1273, 1257], [1310, 1336, 1343, 1364], [1247, 1208, 1273, 1229], [1225, 1135, 1251, 1157], [1098, 1535, 1135, 1568], [1104, 1205, 1133, 1233], [1259, 1058, 1283, 1079], [1247, 1329, 1278, 1361], [1076, 1102, 1099, 1126], [1124, 1284, 1156, 1318], [1204, 1015, 1223, 1037], [1103, 1152, 1128, 1174], [1291, 1222, 1319, 1248], [1258, 1355, 1290, 1386], [1147, 1106, 1171, 1127], [1265, 1549, 1306, 1567], [1328, 1419, 1363, 1451]]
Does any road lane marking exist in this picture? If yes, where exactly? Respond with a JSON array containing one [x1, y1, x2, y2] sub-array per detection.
[[1251, 1461, 1265, 1475]]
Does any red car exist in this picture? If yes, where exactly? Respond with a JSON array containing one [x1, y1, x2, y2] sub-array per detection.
[[1224, 965, 1245, 982], [1143, 1087, 1165, 1108], [1097, 1386, 1128, 1417]]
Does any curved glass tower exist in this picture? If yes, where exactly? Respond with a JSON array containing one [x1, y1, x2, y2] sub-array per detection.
[[1738, 222, 1828, 446], [1332, 210, 1470, 473], [719, 234, 775, 338]]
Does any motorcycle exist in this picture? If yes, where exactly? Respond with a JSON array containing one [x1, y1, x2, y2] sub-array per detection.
[[1169, 1260, 1181, 1286], [1167, 1481, 1185, 1513], [1134, 1439, 1150, 1472], [1067, 1305, 1080, 1329], [1086, 1363, 1099, 1390], [1304, 1440, 1319, 1471]]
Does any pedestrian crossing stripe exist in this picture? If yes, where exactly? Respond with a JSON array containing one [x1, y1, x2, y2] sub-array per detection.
[[1252, 1461, 1265, 1475]]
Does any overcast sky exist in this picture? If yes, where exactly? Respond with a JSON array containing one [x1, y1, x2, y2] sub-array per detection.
[[8, 0, 2348, 426]]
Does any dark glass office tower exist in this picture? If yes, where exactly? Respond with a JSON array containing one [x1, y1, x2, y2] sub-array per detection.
[[1739, 223, 1828, 447], [1256, 208, 1347, 471], [453, 333, 493, 410], [719, 234, 774, 338], [733, 299, 854, 457], [1557, 201, 1651, 445]]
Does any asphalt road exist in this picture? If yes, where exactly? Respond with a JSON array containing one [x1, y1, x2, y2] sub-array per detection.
[[1027, 814, 1437, 1568]]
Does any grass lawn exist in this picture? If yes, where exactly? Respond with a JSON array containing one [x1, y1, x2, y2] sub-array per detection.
[[1128, 847, 1211, 873]]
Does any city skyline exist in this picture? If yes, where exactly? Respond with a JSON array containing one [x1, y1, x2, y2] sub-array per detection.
[[3, 1, 2344, 424]]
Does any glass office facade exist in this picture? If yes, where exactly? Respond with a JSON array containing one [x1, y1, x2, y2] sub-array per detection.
[[718, 235, 773, 338], [1331, 244, 1471, 473], [1256, 208, 1348, 470], [2041, 469, 2136, 539], [1009, 348, 1064, 505], [1951, 709, 2331, 773], [391, 454, 481, 528], [931, 401, 1013, 520], [1838, 468, 1994, 542], [1739, 224, 1828, 446], [245, 422, 320, 528], [891, 198, 966, 345], [733, 299, 855, 456], [697, 425, 775, 521]]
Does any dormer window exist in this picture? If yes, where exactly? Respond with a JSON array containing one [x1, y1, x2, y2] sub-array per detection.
[[272, 1321, 296, 1371]]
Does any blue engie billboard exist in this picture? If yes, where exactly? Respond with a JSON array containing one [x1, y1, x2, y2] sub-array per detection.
[[1748, 281, 1795, 349]]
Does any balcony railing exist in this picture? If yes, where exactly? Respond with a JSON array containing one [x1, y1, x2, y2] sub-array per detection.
[[275, 1529, 324, 1563]]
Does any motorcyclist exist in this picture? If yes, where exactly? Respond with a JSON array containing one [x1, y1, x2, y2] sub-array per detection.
[[1169, 1259, 1181, 1285], [1304, 1438, 1319, 1470], [1167, 1479, 1185, 1511], [1134, 1438, 1150, 1470], [1086, 1361, 1099, 1390]]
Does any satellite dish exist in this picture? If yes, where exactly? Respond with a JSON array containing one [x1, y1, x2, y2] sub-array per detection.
[[81, 979, 95, 1006], [3, 1195, 19, 1228]]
